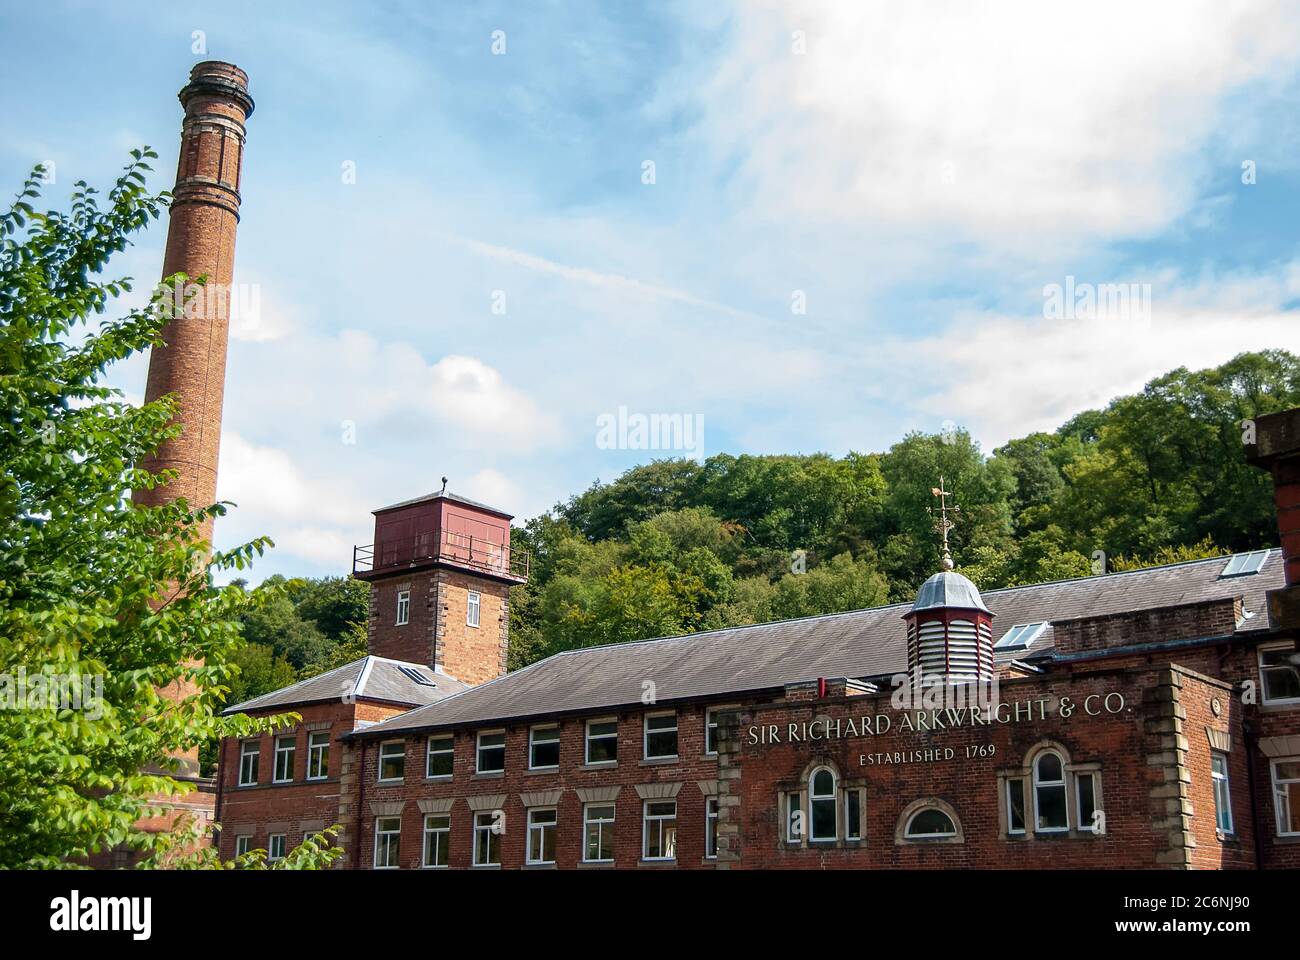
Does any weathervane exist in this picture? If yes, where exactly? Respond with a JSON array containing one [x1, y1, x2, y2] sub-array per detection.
[[929, 475, 959, 571]]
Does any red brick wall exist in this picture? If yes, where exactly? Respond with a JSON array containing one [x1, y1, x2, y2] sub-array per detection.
[[365, 568, 510, 684], [1177, 670, 1254, 869], [367, 573, 435, 666], [217, 700, 407, 861], [1052, 598, 1241, 657], [220, 635, 1300, 870], [729, 671, 1161, 869], [434, 571, 509, 685], [351, 705, 728, 869]]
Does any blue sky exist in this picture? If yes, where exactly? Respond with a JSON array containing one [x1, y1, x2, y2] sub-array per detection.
[[5, 0, 1300, 582]]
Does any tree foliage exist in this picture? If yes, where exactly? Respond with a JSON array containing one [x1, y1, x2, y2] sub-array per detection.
[[508, 351, 1298, 666], [0, 156, 336, 868]]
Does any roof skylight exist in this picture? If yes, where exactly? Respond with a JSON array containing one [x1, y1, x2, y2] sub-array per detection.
[[396, 665, 438, 687], [1221, 550, 1270, 578], [994, 622, 1048, 651]]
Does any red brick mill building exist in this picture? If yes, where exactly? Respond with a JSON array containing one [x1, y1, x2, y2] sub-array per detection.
[[215, 411, 1300, 871]]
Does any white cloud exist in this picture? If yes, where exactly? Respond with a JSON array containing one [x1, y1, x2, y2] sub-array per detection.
[[229, 275, 301, 342], [696, 0, 1300, 254], [445, 232, 767, 324], [217, 432, 366, 529], [229, 327, 561, 454], [214, 432, 373, 570], [878, 263, 1300, 449], [463, 468, 523, 513]]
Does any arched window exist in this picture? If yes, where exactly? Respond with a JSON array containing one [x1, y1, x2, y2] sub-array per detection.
[[809, 767, 837, 841], [1034, 750, 1068, 832], [904, 808, 956, 839]]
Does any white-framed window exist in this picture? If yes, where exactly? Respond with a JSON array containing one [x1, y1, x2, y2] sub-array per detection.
[[585, 718, 618, 765], [643, 711, 678, 759], [272, 735, 295, 783], [267, 833, 286, 862], [705, 797, 719, 858], [378, 740, 405, 782], [1271, 757, 1300, 837], [642, 800, 677, 861], [845, 788, 862, 841], [467, 590, 481, 628], [374, 816, 401, 869], [473, 810, 501, 865], [1033, 751, 1068, 832], [1076, 771, 1099, 833], [705, 710, 719, 755], [529, 725, 560, 770], [583, 803, 616, 863], [904, 808, 956, 839], [234, 835, 251, 857], [395, 589, 410, 626], [422, 814, 450, 868], [476, 730, 505, 773], [1211, 752, 1233, 835], [306, 731, 329, 780], [1259, 643, 1300, 705], [238, 740, 259, 786], [426, 735, 454, 779], [809, 767, 837, 842], [527, 808, 557, 865], [1006, 777, 1027, 835]]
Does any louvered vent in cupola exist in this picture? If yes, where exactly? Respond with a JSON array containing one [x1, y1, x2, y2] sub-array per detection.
[[903, 571, 994, 683]]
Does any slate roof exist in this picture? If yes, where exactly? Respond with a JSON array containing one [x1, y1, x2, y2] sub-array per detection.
[[346, 549, 1284, 738], [222, 656, 467, 715]]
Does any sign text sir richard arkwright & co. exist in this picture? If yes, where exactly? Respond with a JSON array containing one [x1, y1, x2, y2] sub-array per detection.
[[745, 692, 1127, 765]]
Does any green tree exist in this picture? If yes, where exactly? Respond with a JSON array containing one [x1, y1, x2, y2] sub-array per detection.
[[0, 156, 336, 868], [225, 643, 298, 707], [878, 429, 1015, 597], [288, 575, 368, 643], [236, 576, 331, 670], [768, 551, 889, 621]]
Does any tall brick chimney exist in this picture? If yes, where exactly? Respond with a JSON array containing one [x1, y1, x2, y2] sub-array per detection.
[[134, 61, 254, 545], [1246, 407, 1300, 627]]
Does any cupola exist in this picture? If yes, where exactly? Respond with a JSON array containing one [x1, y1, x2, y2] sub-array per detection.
[[904, 569, 994, 682], [902, 476, 995, 682]]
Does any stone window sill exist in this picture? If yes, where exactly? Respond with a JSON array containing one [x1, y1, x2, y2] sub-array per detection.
[[639, 757, 679, 767], [473, 771, 504, 780], [580, 762, 617, 771]]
